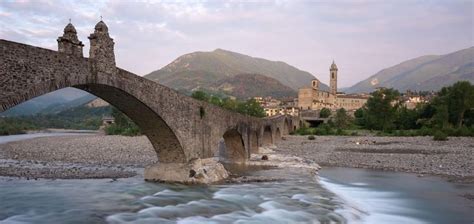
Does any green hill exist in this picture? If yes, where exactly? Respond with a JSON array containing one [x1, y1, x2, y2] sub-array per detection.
[[347, 47, 474, 93], [145, 49, 328, 97], [0, 88, 92, 117], [208, 73, 297, 99]]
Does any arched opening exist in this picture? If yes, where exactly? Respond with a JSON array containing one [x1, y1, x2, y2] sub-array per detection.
[[250, 130, 259, 154], [275, 127, 282, 142], [221, 129, 246, 163], [283, 118, 290, 135], [75, 84, 185, 163], [261, 126, 272, 146], [0, 84, 186, 163]]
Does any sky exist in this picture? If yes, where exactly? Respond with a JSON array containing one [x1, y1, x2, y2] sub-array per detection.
[[1, 0, 473, 88]]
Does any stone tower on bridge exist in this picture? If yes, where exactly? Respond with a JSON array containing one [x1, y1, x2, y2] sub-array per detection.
[[57, 22, 84, 57], [88, 21, 116, 74]]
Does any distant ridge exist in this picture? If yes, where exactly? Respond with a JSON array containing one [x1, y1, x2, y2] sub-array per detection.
[[145, 49, 328, 98], [346, 47, 474, 93], [0, 88, 93, 117]]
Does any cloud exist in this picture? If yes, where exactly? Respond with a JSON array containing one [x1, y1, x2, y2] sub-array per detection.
[[0, 0, 472, 88]]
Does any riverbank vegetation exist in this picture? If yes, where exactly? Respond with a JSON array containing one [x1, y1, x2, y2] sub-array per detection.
[[104, 108, 141, 136], [0, 103, 142, 137], [191, 90, 266, 117], [295, 81, 474, 139], [0, 118, 38, 135], [0, 106, 109, 135]]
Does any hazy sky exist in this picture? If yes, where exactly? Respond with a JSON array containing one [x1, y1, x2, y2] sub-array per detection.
[[1, 0, 472, 87]]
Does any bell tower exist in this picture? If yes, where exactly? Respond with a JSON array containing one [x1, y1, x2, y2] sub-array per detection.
[[330, 60, 338, 95], [311, 79, 319, 91]]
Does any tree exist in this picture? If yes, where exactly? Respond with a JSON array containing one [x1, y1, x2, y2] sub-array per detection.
[[245, 99, 266, 118], [320, 108, 331, 118], [191, 90, 209, 101], [354, 108, 365, 126], [106, 107, 140, 136], [209, 95, 222, 106], [363, 88, 400, 130], [431, 104, 449, 129], [394, 106, 419, 130], [333, 108, 352, 129], [222, 97, 238, 111], [428, 81, 474, 128], [236, 99, 265, 118], [443, 81, 473, 127]]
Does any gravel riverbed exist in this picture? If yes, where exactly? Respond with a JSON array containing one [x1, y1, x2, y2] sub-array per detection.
[[0, 135, 157, 179], [275, 135, 474, 183], [0, 134, 473, 183]]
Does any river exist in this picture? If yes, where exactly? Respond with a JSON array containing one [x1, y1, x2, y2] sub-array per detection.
[[0, 133, 473, 223]]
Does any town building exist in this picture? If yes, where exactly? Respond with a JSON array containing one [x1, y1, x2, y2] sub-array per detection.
[[400, 90, 433, 109], [264, 106, 299, 117], [254, 96, 299, 117], [298, 61, 369, 111]]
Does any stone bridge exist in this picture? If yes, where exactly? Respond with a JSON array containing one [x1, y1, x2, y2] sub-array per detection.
[[0, 21, 300, 183]]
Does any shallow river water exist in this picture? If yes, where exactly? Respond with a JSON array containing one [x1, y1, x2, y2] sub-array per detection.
[[0, 167, 472, 224], [0, 133, 473, 223]]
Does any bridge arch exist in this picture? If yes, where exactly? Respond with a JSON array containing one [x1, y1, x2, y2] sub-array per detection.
[[3, 83, 186, 163], [221, 129, 246, 163], [75, 84, 185, 163], [283, 117, 291, 135], [275, 127, 282, 141], [249, 130, 259, 154], [261, 125, 273, 146]]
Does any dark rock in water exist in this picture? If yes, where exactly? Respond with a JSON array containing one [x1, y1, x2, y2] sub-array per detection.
[[261, 155, 269, 161], [189, 169, 196, 178]]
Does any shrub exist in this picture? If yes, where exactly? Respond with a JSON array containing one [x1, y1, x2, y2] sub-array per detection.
[[320, 108, 331, 118], [105, 123, 140, 136], [433, 131, 448, 141], [296, 127, 312, 135], [417, 126, 432, 136], [351, 131, 358, 136], [308, 135, 315, 140], [451, 126, 472, 137]]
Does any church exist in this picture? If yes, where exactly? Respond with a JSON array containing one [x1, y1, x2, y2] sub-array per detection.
[[298, 61, 369, 111]]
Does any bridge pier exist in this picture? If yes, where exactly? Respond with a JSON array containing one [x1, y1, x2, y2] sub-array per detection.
[[144, 158, 229, 184]]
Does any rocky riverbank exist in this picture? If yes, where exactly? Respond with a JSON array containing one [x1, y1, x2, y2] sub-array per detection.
[[0, 135, 157, 179], [274, 136, 474, 183], [0, 134, 320, 182], [1, 134, 472, 183]]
